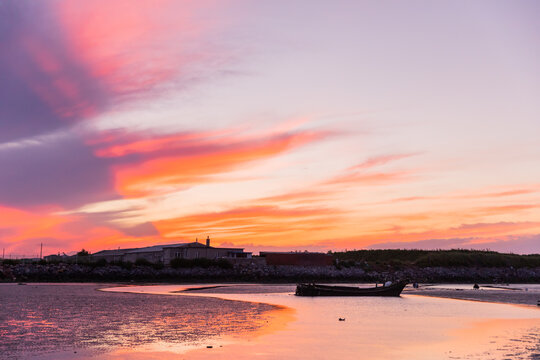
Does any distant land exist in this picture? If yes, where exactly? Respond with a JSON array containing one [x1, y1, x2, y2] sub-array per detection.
[[1, 249, 539, 283]]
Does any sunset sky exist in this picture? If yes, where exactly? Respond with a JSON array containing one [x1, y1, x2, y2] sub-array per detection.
[[1, 0, 539, 257]]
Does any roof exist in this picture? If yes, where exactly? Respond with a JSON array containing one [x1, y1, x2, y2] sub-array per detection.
[[92, 249, 134, 256], [259, 251, 329, 255], [92, 242, 246, 256], [126, 245, 169, 254]]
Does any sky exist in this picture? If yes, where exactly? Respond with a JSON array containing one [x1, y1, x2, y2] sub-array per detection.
[[1, 0, 540, 257]]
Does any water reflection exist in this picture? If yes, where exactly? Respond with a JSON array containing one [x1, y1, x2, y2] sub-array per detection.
[[1, 283, 539, 359], [105, 284, 540, 360], [0, 283, 276, 359]]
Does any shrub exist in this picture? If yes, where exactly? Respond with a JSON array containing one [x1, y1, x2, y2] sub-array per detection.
[[1, 259, 20, 265], [77, 249, 90, 257], [135, 258, 152, 266], [111, 261, 133, 270], [332, 249, 540, 268], [216, 259, 233, 269], [170, 258, 232, 269], [90, 258, 108, 267]]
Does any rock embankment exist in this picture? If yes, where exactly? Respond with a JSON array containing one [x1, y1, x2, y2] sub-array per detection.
[[1, 262, 539, 283]]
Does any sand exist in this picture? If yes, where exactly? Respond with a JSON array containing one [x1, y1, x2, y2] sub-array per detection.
[[101, 284, 540, 360], [405, 284, 540, 307]]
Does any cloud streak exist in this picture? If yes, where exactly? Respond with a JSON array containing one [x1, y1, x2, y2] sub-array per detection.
[[155, 204, 344, 245], [106, 129, 333, 196], [367, 234, 540, 254]]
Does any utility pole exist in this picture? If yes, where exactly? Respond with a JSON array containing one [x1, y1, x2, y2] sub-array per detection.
[[40, 243, 43, 259], [2, 248, 4, 259]]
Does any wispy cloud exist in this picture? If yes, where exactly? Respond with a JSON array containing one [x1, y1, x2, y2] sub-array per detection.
[[155, 204, 344, 244], [0, 0, 237, 208], [473, 204, 538, 216], [324, 153, 418, 186], [325, 171, 411, 186], [324, 221, 540, 251], [347, 153, 419, 172], [453, 187, 540, 200], [107, 128, 333, 196], [367, 233, 540, 254]]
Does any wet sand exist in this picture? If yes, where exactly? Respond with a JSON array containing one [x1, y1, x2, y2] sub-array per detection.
[[0, 283, 276, 359], [104, 284, 540, 360], [405, 284, 540, 307], [3, 283, 539, 359]]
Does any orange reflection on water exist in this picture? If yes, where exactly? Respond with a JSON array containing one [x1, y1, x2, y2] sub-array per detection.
[[392, 317, 540, 360], [98, 304, 295, 360], [100, 285, 539, 360]]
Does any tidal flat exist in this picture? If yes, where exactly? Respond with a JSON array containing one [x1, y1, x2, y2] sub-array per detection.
[[1, 283, 539, 359], [0, 283, 275, 359]]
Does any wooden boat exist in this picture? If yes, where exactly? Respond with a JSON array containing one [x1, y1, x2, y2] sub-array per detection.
[[295, 281, 407, 297]]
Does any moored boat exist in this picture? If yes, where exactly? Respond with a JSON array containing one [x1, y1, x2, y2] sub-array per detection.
[[295, 281, 407, 297]]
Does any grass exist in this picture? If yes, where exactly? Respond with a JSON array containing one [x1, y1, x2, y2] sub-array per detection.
[[332, 249, 540, 268]]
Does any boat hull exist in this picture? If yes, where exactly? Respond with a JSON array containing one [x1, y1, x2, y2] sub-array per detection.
[[295, 282, 407, 297]]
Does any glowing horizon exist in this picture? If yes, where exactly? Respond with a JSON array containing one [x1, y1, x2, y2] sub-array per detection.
[[1, 1, 540, 256]]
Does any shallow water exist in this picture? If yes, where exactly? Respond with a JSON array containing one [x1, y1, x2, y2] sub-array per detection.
[[106, 284, 540, 360], [0, 283, 275, 359], [424, 283, 540, 291], [1, 283, 539, 359]]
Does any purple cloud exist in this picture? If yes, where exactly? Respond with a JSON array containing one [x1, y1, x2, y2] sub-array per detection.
[[0, 135, 117, 207], [368, 235, 540, 255], [0, 1, 109, 143]]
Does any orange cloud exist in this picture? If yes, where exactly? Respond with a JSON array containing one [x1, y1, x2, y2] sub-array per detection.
[[0, 206, 71, 245], [110, 130, 331, 196], [391, 196, 432, 202], [323, 153, 417, 187], [325, 171, 411, 186], [0, 205, 166, 255], [474, 204, 538, 216], [453, 187, 540, 199], [259, 189, 339, 205], [154, 205, 344, 245], [479, 189, 538, 198], [450, 221, 540, 236], [93, 128, 239, 158], [325, 221, 540, 250], [347, 153, 419, 172]]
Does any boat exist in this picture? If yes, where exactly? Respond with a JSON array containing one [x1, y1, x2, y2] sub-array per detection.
[[295, 281, 407, 297]]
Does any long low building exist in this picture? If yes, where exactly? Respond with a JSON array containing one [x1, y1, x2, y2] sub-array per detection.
[[92, 237, 251, 266], [259, 251, 333, 266]]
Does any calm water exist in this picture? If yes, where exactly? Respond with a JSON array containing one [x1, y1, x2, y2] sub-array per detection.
[[1, 283, 539, 359], [0, 283, 275, 359]]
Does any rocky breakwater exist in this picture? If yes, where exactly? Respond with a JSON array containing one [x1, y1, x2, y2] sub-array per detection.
[[1, 262, 540, 283]]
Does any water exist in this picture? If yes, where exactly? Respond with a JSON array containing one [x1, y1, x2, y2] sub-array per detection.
[[1, 283, 539, 359], [0, 283, 275, 359]]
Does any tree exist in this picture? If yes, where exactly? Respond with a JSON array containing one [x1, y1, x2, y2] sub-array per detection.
[[77, 249, 90, 257]]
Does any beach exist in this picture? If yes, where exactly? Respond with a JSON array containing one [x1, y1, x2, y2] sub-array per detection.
[[1, 283, 539, 359], [406, 283, 540, 307], [104, 283, 540, 359]]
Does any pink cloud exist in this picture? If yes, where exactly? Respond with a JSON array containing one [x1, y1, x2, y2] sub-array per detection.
[[102, 127, 334, 196], [347, 153, 419, 172]]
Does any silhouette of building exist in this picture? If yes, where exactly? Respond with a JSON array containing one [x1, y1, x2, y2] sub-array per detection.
[[259, 251, 332, 266], [92, 237, 250, 266]]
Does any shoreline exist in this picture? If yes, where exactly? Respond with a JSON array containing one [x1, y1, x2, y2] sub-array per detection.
[[6, 281, 540, 308], [405, 286, 540, 307], [102, 283, 540, 360], [3, 283, 538, 359], [2, 262, 540, 284], [100, 282, 540, 308]]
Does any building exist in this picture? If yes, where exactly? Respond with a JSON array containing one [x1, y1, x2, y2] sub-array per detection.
[[92, 237, 251, 266], [43, 253, 71, 262], [259, 251, 333, 266]]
